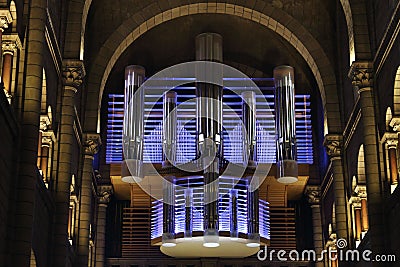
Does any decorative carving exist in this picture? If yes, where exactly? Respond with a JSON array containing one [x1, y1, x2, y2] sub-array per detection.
[[0, 10, 12, 30], [2, 40, 17, 55], [389, 117, 400, 132], [97, 184, 113, 205], [354, 185, 367, 198], [324, 134, 343, 158], [40, 114, 51, 131], [349, 61, 373, 90], [84, 134, 101, 156], [62, 60, 86, 89], [305, 186, 321, 205]]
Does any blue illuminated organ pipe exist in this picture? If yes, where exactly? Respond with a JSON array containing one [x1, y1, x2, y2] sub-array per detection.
[[184, 188, 193, 239], [162, 91, 178, 166], [162, 177, 176, 247], [122, 65, 145, 183], [242, 91, 260, 247], [162, 91, 178, 247], [273, 66, 298, 184], [195, 33, 223, 247]]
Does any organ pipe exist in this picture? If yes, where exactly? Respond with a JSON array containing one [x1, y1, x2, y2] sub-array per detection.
[[122, 65, 145, 183], [273, 66, 298, 184]]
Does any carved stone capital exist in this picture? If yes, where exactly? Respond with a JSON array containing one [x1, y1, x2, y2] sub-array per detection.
[[97, 184, 113, 205], [40, 114, 52, 131], [84, 133, 101, 156], [389, 117, 400, 132], [324, 134, 343, 158], [62, 60, 86, 90], [0, 10, 12, 30], [354, 185, 367, 198], [349, 196, 361, 206], [381, 131, 398, 148], [305, 186, 321, 205], [348, 61, 373, 90], [2, 34, 21, 55], [42, 130, 55, 144]]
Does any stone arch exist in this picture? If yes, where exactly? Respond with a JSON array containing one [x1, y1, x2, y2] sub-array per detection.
[[357, 145, 366, 184], [40, 68, 47, 113], [29, 248, 37, 267], [349, 0, 372, 60], [84, 2, 339, 136], [339, 0, 355, 65], [63, 0, 86, 58], [393, 67, 400, 115], [80, 0, 92, 60]]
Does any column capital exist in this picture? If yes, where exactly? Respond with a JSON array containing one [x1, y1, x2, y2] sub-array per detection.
[[305, 186, 321, 205], [354, 185, 367, 198], [389, 117, 400, 132], [348, 61, 373, 90], [62, 60, 86, 91], [324, 134, 343, 159], [349, 196, 361, 206], [381, 131, 398, 148], [0, 9, 12, 30], [39, 114, 52, 131], [97, 184, 113, 205], [2, 34, 21, 55], [83, 133, 101, 157]]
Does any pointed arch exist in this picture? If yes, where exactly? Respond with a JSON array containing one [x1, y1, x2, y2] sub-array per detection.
[[357, 145, 366, 184], [339, 0, 355, 65], [386, 107, 393, 130], [393, 67, 400, 115]]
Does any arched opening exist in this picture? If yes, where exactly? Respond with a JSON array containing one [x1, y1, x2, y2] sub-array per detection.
[[393, 67, 400, 115], [386, 107, 393, 130], [357, 145, 366, 184]]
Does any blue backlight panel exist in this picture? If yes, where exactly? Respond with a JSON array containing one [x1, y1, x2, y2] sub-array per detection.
[[106, 78, 313, 164]]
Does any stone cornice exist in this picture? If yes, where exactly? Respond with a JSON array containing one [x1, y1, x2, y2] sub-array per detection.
[[381, 131, 398, 148], [62, 60, 85, 91]]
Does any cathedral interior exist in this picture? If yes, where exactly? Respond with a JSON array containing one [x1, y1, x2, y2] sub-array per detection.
[[1, 0, 400, 267]]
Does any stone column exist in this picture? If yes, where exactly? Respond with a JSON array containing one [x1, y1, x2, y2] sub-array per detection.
[[77, 134, 101, 267], [349, 62, 386, 257], [0, 9, 12, 80], [53, 60, 85, 267], [383, 129, 399, 193], [305, 186, 324, 267], [1, 35, 19, 104], [355, 186, 369, 233], [12, 1, 45, 266], [95, 182, 113, 267], [324, 135, 349, 251]]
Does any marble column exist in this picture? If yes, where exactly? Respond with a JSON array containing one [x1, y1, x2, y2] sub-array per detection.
[[77, 134, 100, 267], [305, 186, 324, 267], [324, 135, 349, 243], [349, 62, 385, 258], [53, 60, 85, 267], [95, 182, 113, 267]]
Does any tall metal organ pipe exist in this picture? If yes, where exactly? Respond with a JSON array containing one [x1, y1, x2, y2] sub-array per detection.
[[273, 66, 298, 184], [242, 91, 257, 165], [162, 177, 176, 247], [195, 33, 223, 247], [163, 91, 178, 166], [122, 65, 145, 183]]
